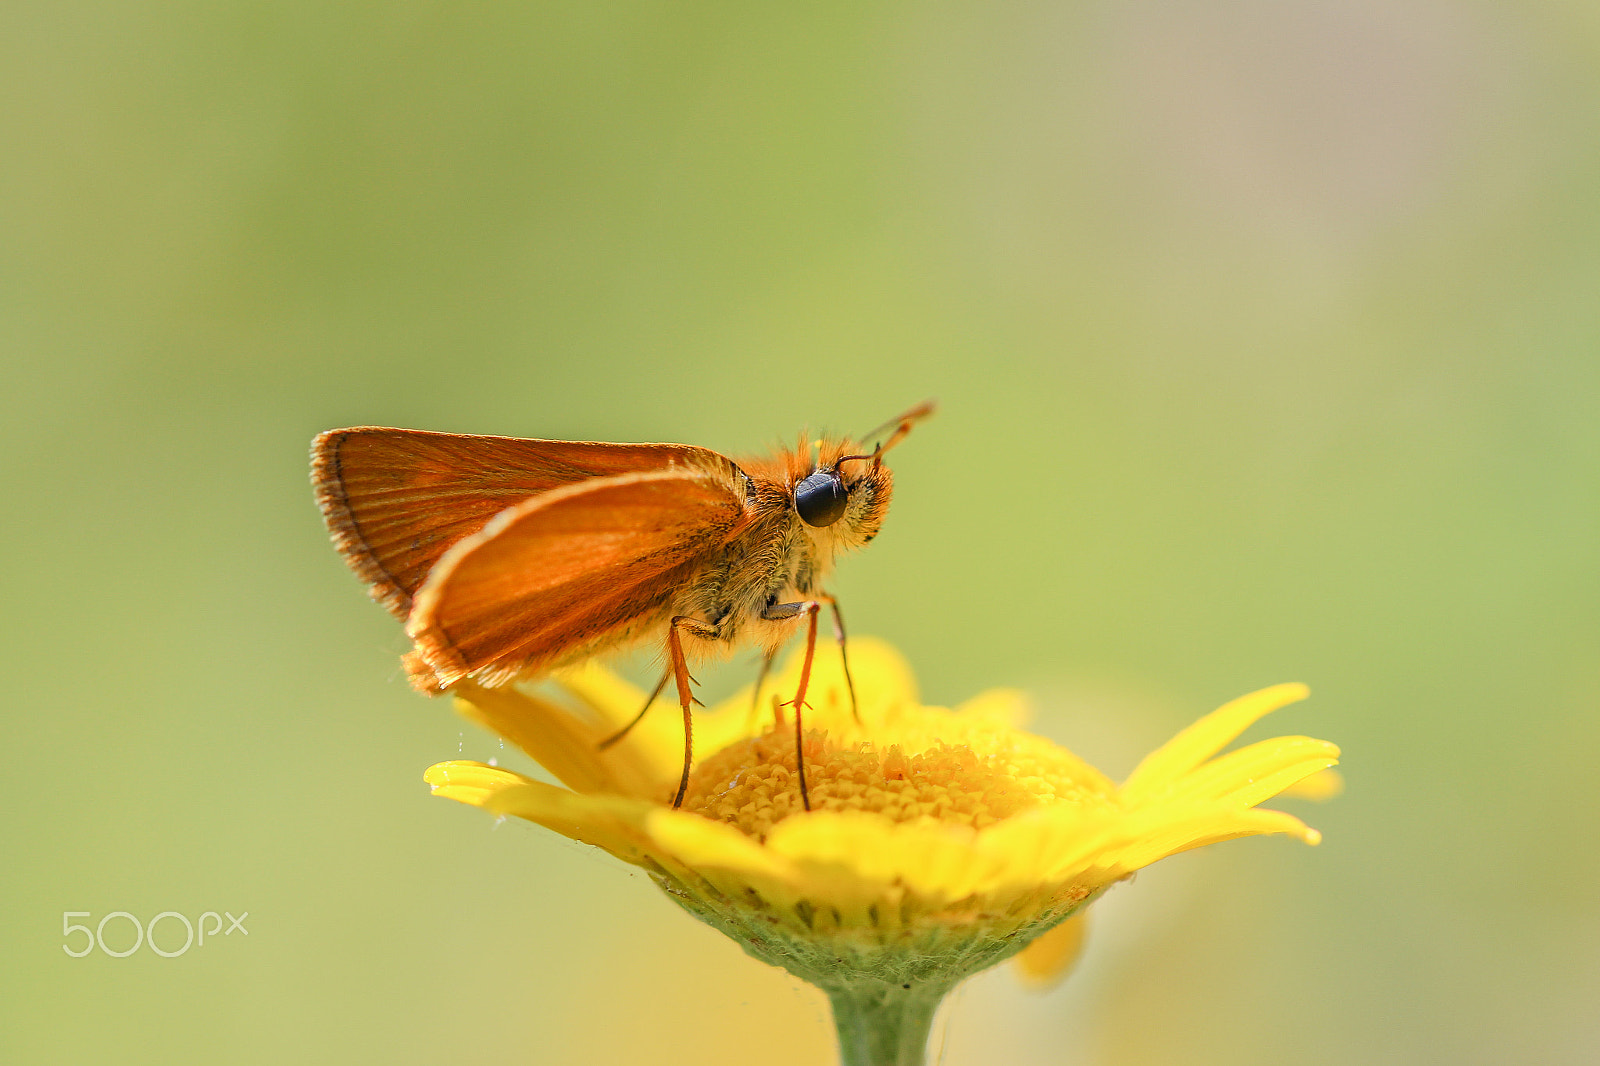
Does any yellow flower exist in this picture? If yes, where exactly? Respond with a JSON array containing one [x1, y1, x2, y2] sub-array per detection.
[[426, 639, 1338, 1065]]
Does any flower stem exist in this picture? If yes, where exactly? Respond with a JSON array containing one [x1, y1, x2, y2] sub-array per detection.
[[826, 980, 951, 1066]]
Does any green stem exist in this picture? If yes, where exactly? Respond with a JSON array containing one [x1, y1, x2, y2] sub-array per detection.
[[826, 980, 952, 1066]]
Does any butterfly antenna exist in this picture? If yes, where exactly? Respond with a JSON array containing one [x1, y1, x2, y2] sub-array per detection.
[[854, 399, 936, 454]]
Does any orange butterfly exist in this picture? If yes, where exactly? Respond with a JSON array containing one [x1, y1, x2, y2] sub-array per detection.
[[311, 402, 933, 807]]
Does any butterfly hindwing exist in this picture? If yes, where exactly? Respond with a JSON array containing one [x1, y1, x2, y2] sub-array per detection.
[[406, 468, 747, 686]]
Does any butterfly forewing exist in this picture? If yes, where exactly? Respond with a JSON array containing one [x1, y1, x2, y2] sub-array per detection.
[[407, 469, 747, 687], [312, 428, 729, 618]]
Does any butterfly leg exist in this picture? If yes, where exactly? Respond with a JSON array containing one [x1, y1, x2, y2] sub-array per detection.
[[667, 615, 721, 809], [749, 647, 778, 729], [760, 600, 823, 811], [597, 669, 670, 752], [815, 592, 859, 724]]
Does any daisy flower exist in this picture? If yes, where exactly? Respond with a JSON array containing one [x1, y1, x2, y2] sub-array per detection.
[[427, 639, 1338, 1065]]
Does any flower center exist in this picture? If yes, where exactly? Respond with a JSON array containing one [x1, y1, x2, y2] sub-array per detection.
[[682, 709, 1108, 841]]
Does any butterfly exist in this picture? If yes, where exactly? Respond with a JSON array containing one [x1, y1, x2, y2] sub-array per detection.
[[312, 402, 933, 807]]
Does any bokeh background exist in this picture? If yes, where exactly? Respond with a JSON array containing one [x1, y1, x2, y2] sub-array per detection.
[[4, 2, 1597, 1063]]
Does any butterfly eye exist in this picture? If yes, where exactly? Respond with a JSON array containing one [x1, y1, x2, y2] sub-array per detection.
[[794, 469, 849, 527]]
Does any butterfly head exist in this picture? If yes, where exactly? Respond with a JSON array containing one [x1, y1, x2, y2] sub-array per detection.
[[791, 398, 935, 547], [792, 446, 894, 549]]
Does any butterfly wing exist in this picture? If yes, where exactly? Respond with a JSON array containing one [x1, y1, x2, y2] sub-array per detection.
[[311, 428, 733, 618], [406, 468, 747, 688]]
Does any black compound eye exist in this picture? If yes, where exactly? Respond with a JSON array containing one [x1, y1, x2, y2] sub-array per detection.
[[794, 469, 849, 527]]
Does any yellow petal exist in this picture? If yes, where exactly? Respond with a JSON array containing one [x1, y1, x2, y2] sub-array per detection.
[[723, 637, 920, 729], [766, 811, 997, 904], [429, 763, 683, 873], [424, 760, 536, 807], [453, 679, 673, 800], [1150, 735, 1342, 809], [1100, 806, 1321, 872], [1013, 914, 1088, 989], [1120, 683, 1310, 802], [975, 805, 1125, 892], [951, 687, 1032, 729], [641, 808, 809, 909], [1280, 767, 1345, 801], [548, 661, 690, 784]]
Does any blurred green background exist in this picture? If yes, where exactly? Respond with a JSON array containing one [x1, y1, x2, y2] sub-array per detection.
[[4, 2, 1597, 1063]]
